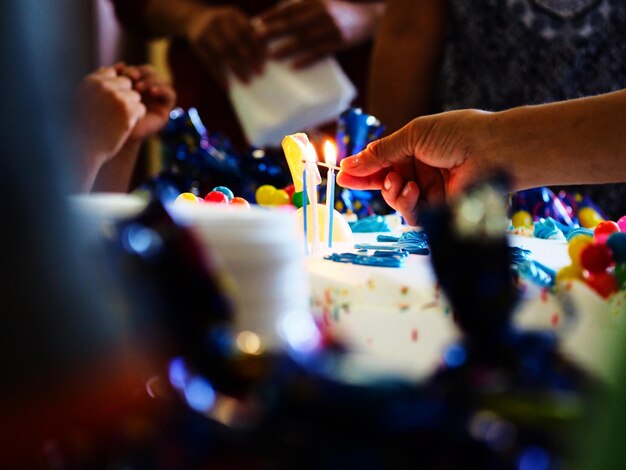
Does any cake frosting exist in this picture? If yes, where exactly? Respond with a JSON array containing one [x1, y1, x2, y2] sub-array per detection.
[[305, 230, 625, 383]]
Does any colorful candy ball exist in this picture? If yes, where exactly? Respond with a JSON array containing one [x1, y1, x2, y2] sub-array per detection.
[[578, 206, 604, 229], [175, 192, 200, 204], [230, 197, 251, 209], [511, 210, 533, 228], [255, 184, 277, 206], [270, 189, 291, 206], [204, 190, 229, 204], [555, 264, 584, 283], [283, 184, 295, 198], [617, 215, 626, 232], [567, 234, 594, 265], [580, 242, 614, 273], [211, 186, 234, 201], [607, 232, 626, 263], [292, 191, 305, 209], [585, 271, 619, 299], [594, 220, 620, 244]]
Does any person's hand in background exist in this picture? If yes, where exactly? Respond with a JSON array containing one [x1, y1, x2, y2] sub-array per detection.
[[74, 65, 146, 191], [184, 5, 267, 87], [259, 0, 384, 69], [74, 63, 176, 193], [115, 62, 177, 141]]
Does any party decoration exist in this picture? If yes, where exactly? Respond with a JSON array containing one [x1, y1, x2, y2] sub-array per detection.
[[511, 210, 533, 227], [230, 196, 251, 209], [139, 107, 291, 204], [510, 187, 575, 226], [579, 206, 605, 228], [204, 190, 229, 204], [335, 107, 384, 163], [580, 243, 614, 273], [175, 192, 200, 204], [211, 186, 234, 201], [607, 233, 626, 263], [594, 220, 620, 244]]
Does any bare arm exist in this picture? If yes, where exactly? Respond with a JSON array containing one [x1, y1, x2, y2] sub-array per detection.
[[367, 0, 447, 133], [492, 90, 626, 190], [338, 89, 626, 225]]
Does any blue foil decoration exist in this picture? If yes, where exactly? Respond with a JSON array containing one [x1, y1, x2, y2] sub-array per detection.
[[510, 187, 576, 226], [336, 108, 385, 163], [140, 107, 290, 204]]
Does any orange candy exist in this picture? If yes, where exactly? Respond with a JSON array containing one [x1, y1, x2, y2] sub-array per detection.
[[230, 197, 251, 209]]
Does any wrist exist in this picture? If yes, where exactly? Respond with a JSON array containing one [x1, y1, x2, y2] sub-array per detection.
[[478, 107, 544, 192]]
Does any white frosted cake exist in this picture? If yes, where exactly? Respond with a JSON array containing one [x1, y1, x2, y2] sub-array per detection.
[[305, 231, 626, 382]]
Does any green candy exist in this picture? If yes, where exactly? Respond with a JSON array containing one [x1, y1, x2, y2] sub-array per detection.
[[292, 190, 307, 208]]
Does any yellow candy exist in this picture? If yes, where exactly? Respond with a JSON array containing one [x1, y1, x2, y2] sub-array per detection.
[[556, 264, 584, 283], [175, 192, 200, 204], [511, 210, 533, 228], [578, 206, 604, 228], [567, 234, 594, 265], [255, 185, 277, 206], [270, 189, 291, 206]]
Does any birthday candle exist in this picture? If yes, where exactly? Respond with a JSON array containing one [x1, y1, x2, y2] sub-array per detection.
[[305, 142, 321, 254], [323, 140, 337, 248], [302, 166, 309, 255]]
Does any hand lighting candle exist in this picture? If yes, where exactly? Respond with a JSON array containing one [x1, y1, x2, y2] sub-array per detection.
[[323, 140, 337, 248]]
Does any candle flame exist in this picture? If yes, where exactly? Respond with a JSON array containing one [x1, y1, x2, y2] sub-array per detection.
[[324, 140, 337, 167]]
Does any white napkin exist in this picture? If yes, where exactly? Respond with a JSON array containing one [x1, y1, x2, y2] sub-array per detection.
[[228, 53, 357, 148]]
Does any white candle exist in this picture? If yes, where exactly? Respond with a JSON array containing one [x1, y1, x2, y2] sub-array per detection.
[[305, 142, 322, 253], [305, 142, 321, 253], [323, 140, 337, 248]]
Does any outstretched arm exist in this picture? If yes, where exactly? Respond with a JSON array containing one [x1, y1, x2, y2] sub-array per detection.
[[338, 89, 626, 225]]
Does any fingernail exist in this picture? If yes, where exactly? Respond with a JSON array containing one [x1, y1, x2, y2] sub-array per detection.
[[383, 175, 391, 191], [402, 183, 412, 197], [342, 156, 360, 169]]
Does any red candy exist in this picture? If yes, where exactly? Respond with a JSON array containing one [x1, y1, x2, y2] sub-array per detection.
[[585, 272, 619, 299], [594, 220, 620, 244], [283, 184, 295, 198], [204, 191, 229, 204], [580, 242, 614, 273]]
